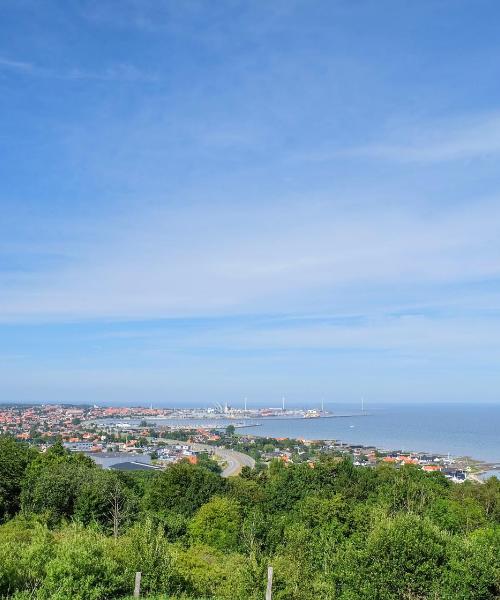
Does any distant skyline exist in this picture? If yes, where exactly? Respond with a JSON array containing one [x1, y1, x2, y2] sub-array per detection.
[[1, 1, 500, 405]]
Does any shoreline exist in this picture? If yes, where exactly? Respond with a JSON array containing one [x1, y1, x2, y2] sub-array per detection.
[[236, 430, 499, 480], [90, 415, 500, 480]]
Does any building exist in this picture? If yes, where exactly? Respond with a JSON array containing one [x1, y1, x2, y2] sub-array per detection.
[[86, 452, 152, 469]]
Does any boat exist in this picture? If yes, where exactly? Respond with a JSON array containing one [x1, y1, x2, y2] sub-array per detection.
[[304, 410, 321, 419]]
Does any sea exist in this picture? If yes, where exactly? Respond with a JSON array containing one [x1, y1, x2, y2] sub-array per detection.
[[112, 402, 500, 466]]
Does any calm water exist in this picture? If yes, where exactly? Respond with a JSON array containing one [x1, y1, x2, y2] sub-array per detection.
[[244, 403, 500, 464], [137, 403, 500, 464]]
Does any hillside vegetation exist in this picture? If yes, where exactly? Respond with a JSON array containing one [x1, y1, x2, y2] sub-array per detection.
[[0, 436, 499, 599]]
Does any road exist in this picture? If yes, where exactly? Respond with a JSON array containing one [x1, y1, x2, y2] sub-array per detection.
[[192, 443, 255, 477], [160, 439, 255, 477]]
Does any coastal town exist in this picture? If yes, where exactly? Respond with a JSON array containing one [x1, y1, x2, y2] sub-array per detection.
[[0, 403, 487, 482]]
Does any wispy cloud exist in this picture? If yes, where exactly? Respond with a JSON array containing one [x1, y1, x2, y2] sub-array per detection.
[[348, 113, 500, 163], [0, 55, 158, 83], [77, 0, 303, 35], [0, 56, 35, 72], [81, 311, 500, 359], [1, 196, 499, 322], [295, 113, 500, 164], [64, 63, 159, 83]]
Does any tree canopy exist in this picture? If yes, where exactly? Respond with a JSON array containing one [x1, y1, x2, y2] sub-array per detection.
[[0, 435, 498, 599]]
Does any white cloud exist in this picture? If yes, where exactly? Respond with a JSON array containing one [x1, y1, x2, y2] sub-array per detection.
[[0, 55, 157, 82], [65, 63, 159, 83], [78, 312, 500, 363], [296, 113, 500, 164], [0, 56, 35, 72], [348, 113, 500, 163], [1, 196, 499, 321]]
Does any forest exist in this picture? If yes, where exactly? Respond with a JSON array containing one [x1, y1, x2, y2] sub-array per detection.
[[0, 435, 498, 599]]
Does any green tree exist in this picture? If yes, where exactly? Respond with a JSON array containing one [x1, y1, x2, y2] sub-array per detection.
[[196, 451, 222, 474], [144, 461, 226, 517], [436, 526, 500, 599], [0, 436, 36, 522], [74, 469, 139, 536], [428, 496, 487, 534], [21, 444, 96, 525], [36, 525, 129, 600], [335, 513, 449, 599], [452, 477, 500, 523], [0, 517, 54, 597], [123, 518, 174, 595], [174, 544, 255, 600], [189, 496, 241, 551], [375, 463, 449, 515]]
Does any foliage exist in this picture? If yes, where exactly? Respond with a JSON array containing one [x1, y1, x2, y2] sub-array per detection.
[[0, 436, 36, 522], [36, 525, 129, 600], [188, 496, 241, 551], [20, 442, 96, 525], [73, 469, 139, 535], [143, 460, 226, 517], [0, 435, 499, 599]]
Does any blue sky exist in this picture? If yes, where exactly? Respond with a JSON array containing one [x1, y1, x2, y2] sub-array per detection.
[[1, 0, 500, 406]]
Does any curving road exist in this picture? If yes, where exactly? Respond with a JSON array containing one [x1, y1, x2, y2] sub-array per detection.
[[160, 439, 255, 477], [192, 443, 255, 477]]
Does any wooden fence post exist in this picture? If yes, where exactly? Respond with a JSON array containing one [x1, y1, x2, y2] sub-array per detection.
[[266, 565, 273, 600], [133, 571, 141, 598]]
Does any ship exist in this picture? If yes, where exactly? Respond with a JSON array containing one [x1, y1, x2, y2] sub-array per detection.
[[304, 410, 321, 419]]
